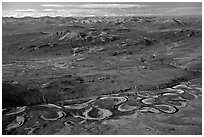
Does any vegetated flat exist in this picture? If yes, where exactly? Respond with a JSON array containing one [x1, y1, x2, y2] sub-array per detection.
[[2, 15, 202, 135]]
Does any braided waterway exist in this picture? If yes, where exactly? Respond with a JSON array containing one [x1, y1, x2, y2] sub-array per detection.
[[2, 79, 202, 135]]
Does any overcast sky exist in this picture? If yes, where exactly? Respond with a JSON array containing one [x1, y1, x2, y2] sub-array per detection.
[[2, 2, 202, 17]]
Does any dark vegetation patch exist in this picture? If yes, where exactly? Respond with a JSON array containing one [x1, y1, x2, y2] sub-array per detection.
[[2, 83, 44, 108]]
